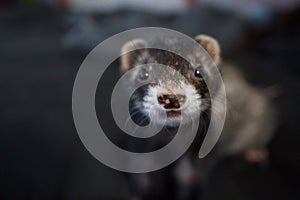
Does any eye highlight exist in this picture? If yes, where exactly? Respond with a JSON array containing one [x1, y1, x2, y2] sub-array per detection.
[[138, 68, 150, 81], [194, 67, 204, 79]]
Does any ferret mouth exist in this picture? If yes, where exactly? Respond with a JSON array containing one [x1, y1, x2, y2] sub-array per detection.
[[166, 110, 182, 118]]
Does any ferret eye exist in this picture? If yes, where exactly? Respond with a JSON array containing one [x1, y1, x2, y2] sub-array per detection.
[[138, 68, 149, 81], [195, 67, 204, 79]]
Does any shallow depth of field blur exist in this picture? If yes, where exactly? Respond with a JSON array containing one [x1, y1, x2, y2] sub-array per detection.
[[1, 0, 299, 199]]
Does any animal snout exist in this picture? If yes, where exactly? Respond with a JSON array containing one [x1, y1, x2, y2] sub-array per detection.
[[157, 94, 186, 109]]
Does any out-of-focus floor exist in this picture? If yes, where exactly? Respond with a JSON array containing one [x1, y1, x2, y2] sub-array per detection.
[[0, 5, 299, 200]]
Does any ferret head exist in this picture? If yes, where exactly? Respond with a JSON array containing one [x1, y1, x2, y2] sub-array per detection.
[[120, 35, 221, 127]]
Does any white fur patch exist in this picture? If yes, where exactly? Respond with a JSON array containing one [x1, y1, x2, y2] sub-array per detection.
[[142, 81, 202, 126]]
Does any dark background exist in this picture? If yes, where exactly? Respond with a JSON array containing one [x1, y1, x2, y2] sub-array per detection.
[[1, 1, 300, 199]]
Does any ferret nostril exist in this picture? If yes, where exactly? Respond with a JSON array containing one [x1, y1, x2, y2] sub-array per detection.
[[158, 95, 165, 104], [173, 101, 180, 108]]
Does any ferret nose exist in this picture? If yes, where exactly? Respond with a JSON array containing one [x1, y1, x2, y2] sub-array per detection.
[[157, 94, 186, 109]]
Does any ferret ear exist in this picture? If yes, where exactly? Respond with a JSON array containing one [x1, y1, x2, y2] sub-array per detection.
[[195, 35, 221, 66], [121, 39, 147, 73]]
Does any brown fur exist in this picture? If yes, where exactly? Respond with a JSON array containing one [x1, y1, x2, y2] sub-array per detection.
[[195, 35, 221, 66]]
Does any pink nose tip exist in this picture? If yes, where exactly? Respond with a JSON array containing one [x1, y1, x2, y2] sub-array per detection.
[[157, 94, 186, 109]]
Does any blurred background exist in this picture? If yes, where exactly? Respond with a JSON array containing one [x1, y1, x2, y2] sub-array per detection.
[[1, 0, 300, 199]]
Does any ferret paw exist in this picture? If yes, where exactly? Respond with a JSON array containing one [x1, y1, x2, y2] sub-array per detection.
[[245, 148, 269, 165]]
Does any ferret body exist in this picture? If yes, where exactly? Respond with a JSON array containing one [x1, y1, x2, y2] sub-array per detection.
[[215, 64, 276, 157], [120, 35, 276, 200]]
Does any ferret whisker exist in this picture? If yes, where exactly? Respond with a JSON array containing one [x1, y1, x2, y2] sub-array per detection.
[[150, 118, 160, 130], [129, 109, 142, 117], [187, 114, 195, 136], [124, 110, 144, 129], [133, 117, 149, 135], [131, 117, 145, 135], [208, 107, 224, 124]]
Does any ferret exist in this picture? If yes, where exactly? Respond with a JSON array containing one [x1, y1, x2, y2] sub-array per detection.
[[119, 35, 276, 200]]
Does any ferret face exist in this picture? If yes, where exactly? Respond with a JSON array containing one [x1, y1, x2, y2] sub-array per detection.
[[121, 35, 221, 127]]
